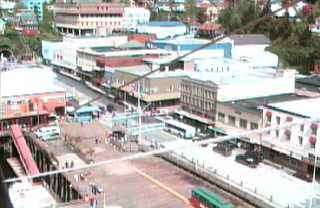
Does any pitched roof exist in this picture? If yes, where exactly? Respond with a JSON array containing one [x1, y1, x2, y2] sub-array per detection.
[[229, 34, 271, 45]]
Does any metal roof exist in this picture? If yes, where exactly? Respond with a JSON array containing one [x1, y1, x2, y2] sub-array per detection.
[[229, 34, 271, 45]]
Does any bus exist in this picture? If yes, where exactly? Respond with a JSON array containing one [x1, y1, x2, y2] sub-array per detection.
[[190, 188, 234, 208], [164, 119, 196, 139]]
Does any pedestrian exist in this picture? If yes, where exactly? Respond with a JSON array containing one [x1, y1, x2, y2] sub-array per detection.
[[95, 138, 98, 144]]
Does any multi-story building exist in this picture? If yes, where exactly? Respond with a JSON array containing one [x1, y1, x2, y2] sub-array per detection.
[[0, 0, 16, 14], [112, 66, 184, 110], [177, 69, 296, 130], [179, 77, 217, 126], [22, 0, 51, 21], [261, 98, 320, 177], [47, 35, 127, 74], [53, 2, 124, 36], [15, 9, 39, 36], [0, 66, 66, 131], [76, 46, 172, 86], [123, 7, 150, 32], [214, 94, 304, 139]]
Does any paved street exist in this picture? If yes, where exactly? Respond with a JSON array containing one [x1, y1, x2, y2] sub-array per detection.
[[52, 69, 123, 112]]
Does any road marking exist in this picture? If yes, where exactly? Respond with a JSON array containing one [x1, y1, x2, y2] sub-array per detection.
[[131, 166, 191, 206]]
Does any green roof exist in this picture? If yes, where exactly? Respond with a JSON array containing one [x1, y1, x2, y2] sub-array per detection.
[[192, 188, 234, 208]]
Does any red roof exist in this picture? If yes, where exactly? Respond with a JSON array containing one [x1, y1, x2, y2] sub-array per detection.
[[197, 3, 212, 9], [183, 18, 200, 26], [200, 23, 222, 31]]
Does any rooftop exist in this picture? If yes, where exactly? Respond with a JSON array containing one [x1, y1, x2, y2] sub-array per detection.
[[229, 34, 271, 45], [296, 75, 320, 88], [219, 94, 306, 114], [147, 21, 185, 27], [152, 36, 210, 45], [114, 65, 187, 78], [0, 65, 65, 97], [79, 48, 172, 57], [268, 97, 320, 118]]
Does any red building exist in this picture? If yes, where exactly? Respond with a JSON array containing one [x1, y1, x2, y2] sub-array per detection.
[[0, 67, 66, 131]]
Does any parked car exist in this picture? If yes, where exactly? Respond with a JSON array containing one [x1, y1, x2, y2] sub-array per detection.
[[35, 126, 60, 141], [235, 151, 261, 168]]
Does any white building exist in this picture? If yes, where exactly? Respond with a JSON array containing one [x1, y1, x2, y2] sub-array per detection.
[[261, 98, 320, 160], [189, 69, 296, 102], [0, 0, 15, 13], [138, 21, 187, 39], [50, 36, 128, 71], [123, 7, 150, 32], [271, 0, 306, 19], [226, 34, 279, 68]]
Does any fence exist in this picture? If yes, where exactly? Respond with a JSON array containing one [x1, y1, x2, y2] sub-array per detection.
[[160, 151, 286, 208]]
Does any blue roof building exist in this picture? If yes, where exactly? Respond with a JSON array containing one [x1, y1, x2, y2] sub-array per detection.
[[150, 37, 232, 58], [75, 105, 100, 123]]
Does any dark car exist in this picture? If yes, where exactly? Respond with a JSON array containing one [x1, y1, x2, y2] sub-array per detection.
[[106, 104, 114, 113]]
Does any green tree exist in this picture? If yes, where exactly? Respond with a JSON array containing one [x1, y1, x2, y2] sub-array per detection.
[[218, 8, 241, 33]]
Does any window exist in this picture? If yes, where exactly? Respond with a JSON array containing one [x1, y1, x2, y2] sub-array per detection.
[[240, 119, 247, 129], [311, 126, 318, 135], [250, 122, 258, 130], [276, 116, 281, 125], [299, 136, 303, 145], [267, 115, 271, 122], [218, 113, 225, 122], [300, 125, 304, 132], [276, 130, 279, 138], [228, 115, 236, 126]]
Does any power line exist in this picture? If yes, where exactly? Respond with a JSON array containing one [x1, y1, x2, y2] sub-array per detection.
[[75, 0, 304, 110], [4, 117, 319, 183], [2, 0, 311, 183]]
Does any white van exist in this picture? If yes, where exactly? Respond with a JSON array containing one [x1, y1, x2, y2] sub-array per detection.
[[35, 126, 60, 141]]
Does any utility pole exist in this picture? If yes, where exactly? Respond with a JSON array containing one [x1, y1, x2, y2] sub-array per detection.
[[309, 137, 319, 208], [138, 80, 142, 145]]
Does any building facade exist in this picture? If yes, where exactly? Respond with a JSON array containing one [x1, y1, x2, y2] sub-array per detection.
[[180, 77, 217, 127], [123, 7, 150, 32], [22, 0, 51, 21], [261, 98, 320, 176], [53, 2, 124, 36], [177, 69, 296, 130], [0, 67, 66, 131], [112, 66, 183, 109]]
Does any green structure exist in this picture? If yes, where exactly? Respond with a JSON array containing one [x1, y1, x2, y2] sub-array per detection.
[[191, 187, 234, 208]]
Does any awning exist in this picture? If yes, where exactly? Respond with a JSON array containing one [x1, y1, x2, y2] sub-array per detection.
[[209, 127, 226, 135], [174, 110, 214, 124]]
